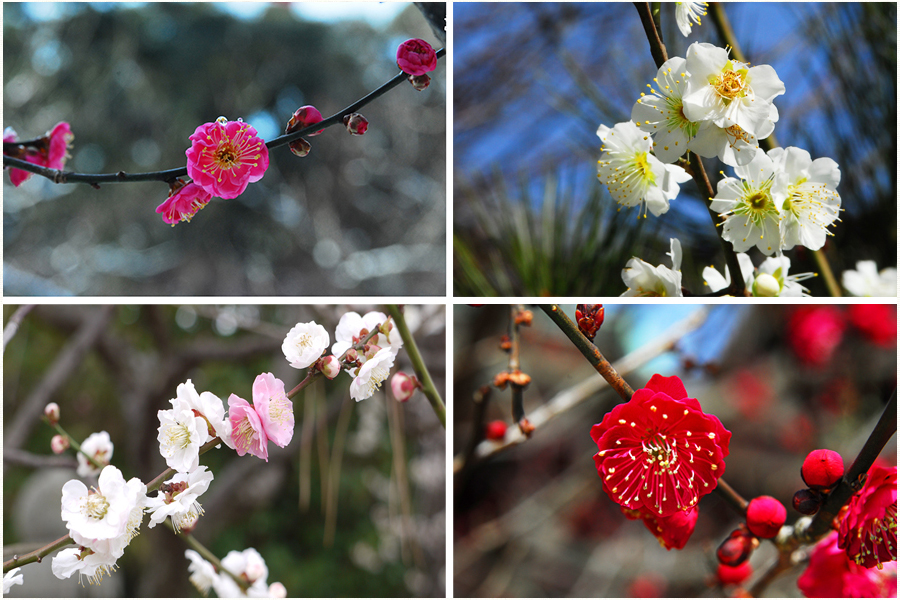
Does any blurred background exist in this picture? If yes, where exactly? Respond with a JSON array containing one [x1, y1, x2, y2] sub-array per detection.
[[453, 3, 897, 296], [3, 2, 446, 296], [454, 304, 896, 597], [3, 304, 446, 597]]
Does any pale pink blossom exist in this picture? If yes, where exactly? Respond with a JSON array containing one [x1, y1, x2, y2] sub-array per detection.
[[77, 431, 114, 478], [186, 117, 269, 199], [397, 39, 437, 76], [51, 434, 69, 454], [156, 180, 213, 225], [228, 394, 268, 461], [252, 373, 294, 448]]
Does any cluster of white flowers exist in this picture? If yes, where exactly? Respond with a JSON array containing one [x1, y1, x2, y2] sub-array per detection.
[[282, 311, 404, 402], [157, 380, 232, 473], [842, 260, 897, 297], [185, 548, 286, 598], [703, 253, 815, 297]]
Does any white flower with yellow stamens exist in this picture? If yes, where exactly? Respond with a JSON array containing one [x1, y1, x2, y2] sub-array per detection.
[[282, 321, 329, 370], [675, 2, 708, 37], [621, 238, 684, 297]]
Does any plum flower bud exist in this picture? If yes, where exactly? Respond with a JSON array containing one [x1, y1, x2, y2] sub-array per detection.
[[44, 402, 60, 425], [752, 273, 781, 297], [717, 526, 757, 566], [801, 449, 845, 490], [343, 113, 368, 136], [408, 73, 431, 91], [285, 106, 324, 136], [319, 355, 341, 380], [51, 434, 69, 454], [716, 562, 753, 586], [396, 39, 437, 76], [485, 420, 507, 441], [289, 138, 311, 157], [269, 582, 287, 598], [575, 304, 604, 340], [746, 496, 787, 539], [792, 488, 823, 515], [390, 372, 419, 402], [363, 344, 382, 361]]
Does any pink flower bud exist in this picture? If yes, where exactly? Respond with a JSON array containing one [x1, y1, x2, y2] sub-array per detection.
[[268, 583, 287, 598], [408, 73, 431, 91], [320, 355, 342, 380], [391, 372, 418, 402], [344, 348, 359, 363], [342, 113, 368, 136], [801, 449, 845, 490], [289, 138, 311, 157], [50, 434, 69, 454], [363, 344, 382, 361], [485, 420, 507, 441], [396, 39, 437, 76], [716, 562, 753, 586], [285, 106, 324, 136], [44, 402, 60, 425], [746, 496, 787, 539]]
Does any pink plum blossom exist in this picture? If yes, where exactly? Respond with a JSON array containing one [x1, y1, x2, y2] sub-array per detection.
[[397, 39, 437, 76], [4, 122, 74, 186], [252, 373, 294, 448], [228, 394, 268, 461], [156, 180, 213, 225], [186, 117, 269, 199]]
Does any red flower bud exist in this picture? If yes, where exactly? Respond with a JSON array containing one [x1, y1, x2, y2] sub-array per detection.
[[746, 496, 787, 539], [717, 530, 756, 567], [289, 138, 311, 157], [716, 561, 753, 586], [792, 488, 823, 515], [342, 113, 368, 136], [575, 304, 604, 340], [408, 73, 431, 91], [801, 449, 845, 490], [285, 105, 324, 136], [485, 420, 507, 441]]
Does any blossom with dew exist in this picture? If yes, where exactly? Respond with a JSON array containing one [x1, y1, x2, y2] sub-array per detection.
[[675, 2, 708, 37], [391, 372, 418, 402], [786, 306, 845, 367], [590, 374, 731, 517], [597, 121, 691, 217], [842, 260, 897, 297], [621, 237, 683, 297], [156, 180, 213, 225], [146, 465, 214, 532], [3, 567, 24, 594], [51, 546, 120, 586], [703, 253, 814, 296], [622, 505, 698, 550], [332, 311, 403, 371], [681, 42, 785, 138], [350, 347, 395, 402], [3, 122, 74, 187], [212, 548, 270, 598], [170, 379, 232, 447], [61, 465, 147, 558], [798, 531, 897, 597], [837, 462, 897, 569], [186, 117, 269, 199], [77, 430, 114, 478], [252, 372, 294, 448], [282, 321, 330, 370], [710, 147, 788, 255], [158, 404, 208, 473], [768, 146, 841, 251], [228, 393, 268, 461], [397, 39, 437, 76], [185, 549, 218, 595]]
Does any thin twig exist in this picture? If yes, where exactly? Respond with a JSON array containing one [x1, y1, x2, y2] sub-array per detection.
[[2, 49, 445, 187], [3, 305, 35, 353]]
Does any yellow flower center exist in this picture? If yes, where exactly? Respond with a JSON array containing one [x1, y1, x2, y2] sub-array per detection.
[[711, 62, 748, 101]]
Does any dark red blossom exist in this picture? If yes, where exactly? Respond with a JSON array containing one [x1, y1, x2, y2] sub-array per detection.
[[798, 531, 897, 597], [590, 374, 731, 517], [837, 463, 897, 569], [622, 504, 698, 550], [786, 306, 845, 367], [847, 304, 897, 348]]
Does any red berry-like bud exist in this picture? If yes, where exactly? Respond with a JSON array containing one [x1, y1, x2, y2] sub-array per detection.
[[801, 449, 845, 490], [717, 531, 755, 567], [342, 113, 368, 136], [792, 488, 823, 515], [746, 496, 787, 539], [485, 420, 507, 441], [575, 304, 604, 340], [716, 562, 753, 586]]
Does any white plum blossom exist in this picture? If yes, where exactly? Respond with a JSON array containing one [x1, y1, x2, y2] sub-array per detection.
[[185, 549, 218, 595], [3, 567, 24, 593], [596, 121, 691, 216], [157, 405, 208, 473], [282, 321, 329, 369], [675, 1, 708, 37], [632, 57, 700, 164], [51, 546, 120, 586], [350, 347, 395, 402], [704, 253, 814, 296], [146, 466, 214, 532], [332, 311, 402, 358], [842, 260, 897, 297], [171, 380, 232, 449], [688, 103, 777, 168], [710, 147, 788, 255], [620, 238, 684, 297], [76, 431, 113, 478], [682, 42, 785, 139], [768, 146, 841, 251], [212, 548, 270, 598]]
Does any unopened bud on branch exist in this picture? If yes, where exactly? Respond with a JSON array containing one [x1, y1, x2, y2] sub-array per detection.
[[44, 402, 60, 425], [343, 113, 368, 136]]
